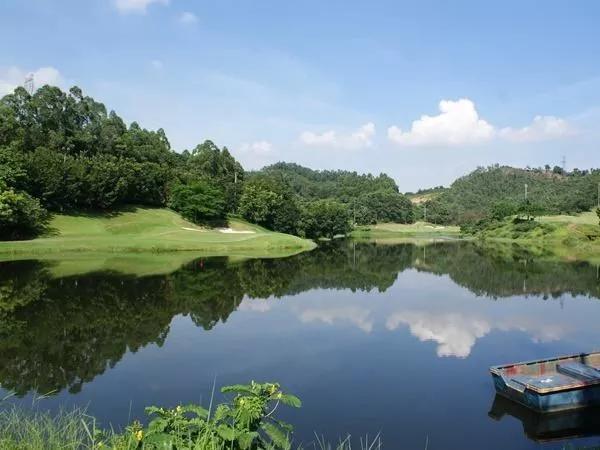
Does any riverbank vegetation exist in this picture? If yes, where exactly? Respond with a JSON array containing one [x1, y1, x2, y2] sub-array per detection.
[[461, 210, 600, 262], [2, 85, 599, 251], [0, 381, 306, 449]]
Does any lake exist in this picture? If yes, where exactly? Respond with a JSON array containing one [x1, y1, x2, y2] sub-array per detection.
[[1, 241, 600, 449]]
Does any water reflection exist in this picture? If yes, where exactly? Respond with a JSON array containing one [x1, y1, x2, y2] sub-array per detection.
[[489, 394, 600, 443], [0, 241, 599, 396]]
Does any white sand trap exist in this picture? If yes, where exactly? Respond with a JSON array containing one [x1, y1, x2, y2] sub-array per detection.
[[182, 227, 205, 232], [218, 228, 256, 234]]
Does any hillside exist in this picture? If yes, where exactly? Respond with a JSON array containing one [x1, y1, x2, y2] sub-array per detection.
[[0, 207, 315, 257], [473, 210, 600, 262], [257, 162, 399, 201], [420, 165, 600, 224]]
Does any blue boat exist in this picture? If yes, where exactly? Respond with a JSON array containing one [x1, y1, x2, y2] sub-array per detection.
[[490, 352, 600, 413]]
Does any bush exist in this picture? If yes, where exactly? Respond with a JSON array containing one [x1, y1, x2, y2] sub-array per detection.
[[0, 183, 48, 240]]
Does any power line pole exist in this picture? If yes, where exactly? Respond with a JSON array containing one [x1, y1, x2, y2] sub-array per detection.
[[524, 183, 528, 200], [561, 155, 566, 173], [424, 203, 427, 223]]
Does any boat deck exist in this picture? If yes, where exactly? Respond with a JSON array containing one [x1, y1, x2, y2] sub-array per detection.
[[491, 354, 600, 394]]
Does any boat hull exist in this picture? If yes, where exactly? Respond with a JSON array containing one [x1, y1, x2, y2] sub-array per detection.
[[492, 372, 600, 413]]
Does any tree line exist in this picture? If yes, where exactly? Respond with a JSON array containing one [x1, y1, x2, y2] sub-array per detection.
[[415, 165, 600, 226], [0, 85, 414, 240]]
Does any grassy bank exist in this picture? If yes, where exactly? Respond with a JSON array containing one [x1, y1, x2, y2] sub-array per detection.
[[473, 211, 600, 263], [0, 381, 376, 450], [0, 207, 315, 259], [352, 221, 460, 241]]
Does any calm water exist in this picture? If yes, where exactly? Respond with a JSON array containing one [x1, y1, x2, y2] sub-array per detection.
[[1, 241, 600, 449]]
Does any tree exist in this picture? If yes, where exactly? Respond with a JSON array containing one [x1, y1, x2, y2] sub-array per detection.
[[355, 190, 414, 224], [0, 182, 48, 240], [596, 207, 600, 226], [168, 181, 226, 223], [238, 175, 301, 234], [299, 200, 351, 239]]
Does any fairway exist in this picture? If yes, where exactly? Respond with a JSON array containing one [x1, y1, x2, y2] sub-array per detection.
[[0, 207, 315, 257], [352, 221, 460, 239]]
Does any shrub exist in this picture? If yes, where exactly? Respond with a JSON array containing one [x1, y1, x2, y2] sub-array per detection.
[[0, 183, 48, 240]]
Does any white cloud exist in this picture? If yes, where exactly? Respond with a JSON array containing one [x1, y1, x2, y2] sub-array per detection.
[[113, 0, 168, 14], [387, 99, 495, 147], [0, 66, 64, 96], [300, 122, 375, 150], [239, 140, 273, 156], [178, 11, 198, 24], [387, 98, 573, 147], [499, 115, 574, 142]]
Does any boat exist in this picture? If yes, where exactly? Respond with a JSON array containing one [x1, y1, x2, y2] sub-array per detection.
[[488, 394, 600, 443], [490, 352, 600, 412]]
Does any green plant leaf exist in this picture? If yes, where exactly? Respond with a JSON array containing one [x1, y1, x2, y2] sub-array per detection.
[[238, 431, 259, 449], [182, 404, 209, 418], [221, 384, 256, 395], [262, 422, 291, 450], [277, 394, 302, 408], [216, 424, 236, 441]]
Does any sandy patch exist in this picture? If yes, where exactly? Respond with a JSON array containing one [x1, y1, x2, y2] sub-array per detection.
[[182, 227, 205, 232], [218, 228, 256, 234]]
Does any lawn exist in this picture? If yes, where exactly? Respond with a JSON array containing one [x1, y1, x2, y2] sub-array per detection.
[[0, 207, 315, 260], [352, 221, 460, 240]]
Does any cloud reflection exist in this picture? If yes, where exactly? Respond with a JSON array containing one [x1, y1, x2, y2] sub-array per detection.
[[386, 311, 490, 358], [299, 307, 374, 333]]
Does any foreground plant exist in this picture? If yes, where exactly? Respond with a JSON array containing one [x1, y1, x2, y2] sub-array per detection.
[[120, 381, 301, 449]]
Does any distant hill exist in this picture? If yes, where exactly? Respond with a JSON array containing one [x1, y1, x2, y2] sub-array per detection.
[[419, 165, 600, 224], [255, 162, 399, 201], [406, 186, 447, 204]]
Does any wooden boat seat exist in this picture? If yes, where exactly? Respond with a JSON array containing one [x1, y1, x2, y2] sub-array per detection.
[[557, 362, 600, 382]]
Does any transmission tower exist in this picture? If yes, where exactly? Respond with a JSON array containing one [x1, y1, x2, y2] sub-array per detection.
[[24, 73, 34, 95]]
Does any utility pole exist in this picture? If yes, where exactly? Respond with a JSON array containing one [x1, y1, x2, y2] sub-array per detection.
[[561, 155, 566, 173], [24, 73, 34, 95], [524, 183, 528, 200], [424, 203, 427, 223]]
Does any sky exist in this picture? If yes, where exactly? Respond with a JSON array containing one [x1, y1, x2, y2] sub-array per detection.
[[1, 0, 599, 191]]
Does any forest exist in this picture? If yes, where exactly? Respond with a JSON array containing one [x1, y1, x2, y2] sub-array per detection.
[[1, 84, 599, 243], [0, 85, 411, 241], [418, 165, 600, 225]]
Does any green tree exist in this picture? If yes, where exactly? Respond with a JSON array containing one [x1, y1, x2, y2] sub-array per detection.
[[238, 176, 300, 234], [168, 181, 226, 223], [300, 199, 351, 239], [356, 190, 414, 224]]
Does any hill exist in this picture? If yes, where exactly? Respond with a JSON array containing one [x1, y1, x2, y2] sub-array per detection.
[[0, 207, 315, 257], [420, 165, 600, 224]]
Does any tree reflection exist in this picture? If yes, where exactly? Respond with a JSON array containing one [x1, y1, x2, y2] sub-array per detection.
[[0, 241, 598, 395]]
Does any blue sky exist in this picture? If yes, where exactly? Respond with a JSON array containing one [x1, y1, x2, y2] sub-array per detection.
[[1, 0, 599, 191]]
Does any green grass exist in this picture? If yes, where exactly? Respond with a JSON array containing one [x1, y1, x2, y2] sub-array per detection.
[[352, 221, 460, 240], [0, 207, 315, 260], [476, 211, 600, 263]]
